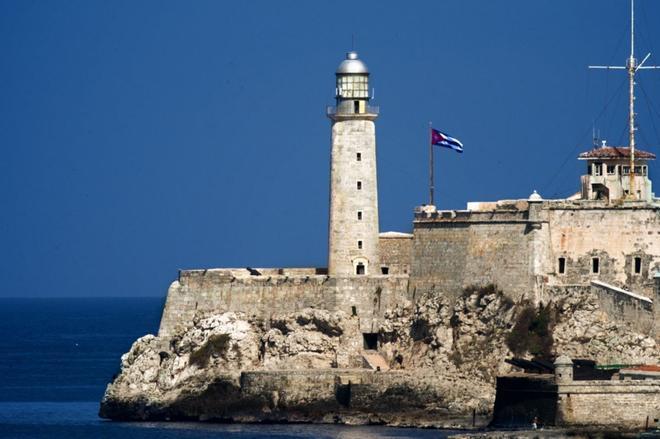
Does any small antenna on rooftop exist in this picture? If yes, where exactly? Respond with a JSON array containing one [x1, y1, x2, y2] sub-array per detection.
[[592, 123, 598, 148], [588, 0, 660, 199]]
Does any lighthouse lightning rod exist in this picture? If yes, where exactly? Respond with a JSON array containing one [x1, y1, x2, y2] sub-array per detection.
[[588, 0, 659, 200]]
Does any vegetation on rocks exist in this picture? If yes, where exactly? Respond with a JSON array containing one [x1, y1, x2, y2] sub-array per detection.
[[189, 333, 231, 368], [506, 301, 557, 359]]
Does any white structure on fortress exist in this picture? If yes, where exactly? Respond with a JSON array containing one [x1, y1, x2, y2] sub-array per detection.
[[327, 52, 380, 277]]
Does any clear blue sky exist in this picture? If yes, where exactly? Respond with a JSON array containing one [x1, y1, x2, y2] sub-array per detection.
[[2, 0, 660, 297]]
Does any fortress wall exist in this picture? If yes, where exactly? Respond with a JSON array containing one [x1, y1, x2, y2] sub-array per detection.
[[378, 235, 412, 275], [591, 283, 654, 334], [158, 271, 336, 337], [544, 284, 654, 335], [239, 369, 471, 424], [333, 276, 410, 333], [545, 206, 660, 298], [556, 381, 660, 429], [158, 270, 410, 337], [411, 219, 534, 300]]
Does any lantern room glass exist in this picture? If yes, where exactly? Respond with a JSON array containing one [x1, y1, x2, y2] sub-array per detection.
[[337, 74, 369, 99]]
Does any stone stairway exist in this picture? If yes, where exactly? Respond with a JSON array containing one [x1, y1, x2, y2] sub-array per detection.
[[361, 350, 390, 371]]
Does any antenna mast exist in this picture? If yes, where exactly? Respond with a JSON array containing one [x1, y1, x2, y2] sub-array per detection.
[[588, 0, 660, 200]]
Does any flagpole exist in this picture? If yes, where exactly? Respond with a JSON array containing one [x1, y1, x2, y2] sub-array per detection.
[[429, 121, 434, 206]]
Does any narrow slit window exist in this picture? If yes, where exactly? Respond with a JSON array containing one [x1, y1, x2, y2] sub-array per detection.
[[357, 181, 362, 190], [634, 257, 642, 274], [356, 152, 362, 161], [592, 257, 599, 274], [357, 240, 363, 249], [357, 211, 363, 220], [558, 257, 566, 274]]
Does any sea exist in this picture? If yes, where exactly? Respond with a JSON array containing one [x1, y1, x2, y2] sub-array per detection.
[[0, 297, 460, 438]]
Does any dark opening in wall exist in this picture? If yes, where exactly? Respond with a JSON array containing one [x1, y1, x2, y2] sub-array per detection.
[[381, 266, 389, 275], [357, 240, 363, 249], [558, 257, 566, 274], [363, 333, 378, 350], [592, 257, 600, 274], [354, 100, 360, 113], [634, 257, 642, 274], [357, 211, 362, 220], [356, 263, 365, 275], [357, 181, 362, 190], [351, 306, 357, 316], [356, 152, 362, 161]]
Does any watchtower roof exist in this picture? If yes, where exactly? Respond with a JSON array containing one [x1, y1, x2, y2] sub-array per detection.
[[578, 146, 656, 161]]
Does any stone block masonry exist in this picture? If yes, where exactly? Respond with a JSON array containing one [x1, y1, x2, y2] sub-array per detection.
[[158, 269, 410, 337], [411, 211, 535, 301], [557, 380, 660, 429], [493, 373, 660, 430], [412, 200, 660, 305]]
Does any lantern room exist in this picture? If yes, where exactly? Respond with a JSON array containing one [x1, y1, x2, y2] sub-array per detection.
[[334, 51, 372, 115]]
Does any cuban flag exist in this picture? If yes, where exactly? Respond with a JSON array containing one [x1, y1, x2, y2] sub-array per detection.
[[431, 128, 463, 153]]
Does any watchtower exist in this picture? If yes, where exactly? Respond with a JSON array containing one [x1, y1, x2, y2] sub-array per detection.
[[327, 51, 380, 276]]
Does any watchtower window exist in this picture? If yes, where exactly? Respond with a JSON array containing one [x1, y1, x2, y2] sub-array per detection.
[[357, 181, 362, 190], [592, 257, 600, 274], [356, 263, 365, 275], [357, 211, 363, 220], [593, 163, 602, 176], [354, 101, 360, 113], [634, 257, 642, 274], [356, 152, 362, 161], [357, 240, 363, 249], [558, 257, 566, 275]]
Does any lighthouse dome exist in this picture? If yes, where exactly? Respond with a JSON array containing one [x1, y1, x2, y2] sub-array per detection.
[[336, 51, 369, 74]]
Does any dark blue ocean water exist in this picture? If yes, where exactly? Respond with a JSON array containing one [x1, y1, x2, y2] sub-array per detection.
[[0, 298, 457, 438]]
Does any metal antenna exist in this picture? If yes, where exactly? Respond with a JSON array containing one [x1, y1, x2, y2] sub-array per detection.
[[588, 0, 660, 200]]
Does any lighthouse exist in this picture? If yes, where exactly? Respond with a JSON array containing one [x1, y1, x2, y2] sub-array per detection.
[[327, 51, 380, 276]]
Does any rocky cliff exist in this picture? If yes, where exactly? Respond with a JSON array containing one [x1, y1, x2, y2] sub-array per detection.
[[100, 286, 659, 426]]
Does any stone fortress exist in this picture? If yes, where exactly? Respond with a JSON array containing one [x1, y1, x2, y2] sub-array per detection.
[[159, 50, 660, 340], [103, 49, 660, 432]]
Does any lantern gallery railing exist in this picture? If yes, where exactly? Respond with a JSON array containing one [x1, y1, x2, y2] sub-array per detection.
[[326, 105, 380, 116]]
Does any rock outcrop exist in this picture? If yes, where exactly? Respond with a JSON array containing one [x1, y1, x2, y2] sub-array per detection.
[[100, 286, 660, 426]]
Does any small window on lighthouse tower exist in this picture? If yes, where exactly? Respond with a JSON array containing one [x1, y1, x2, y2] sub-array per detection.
[[357, 181, 362, 190], [357, 211, 363, 220], [356, 152, 362, 161], [357, 240, 363, 249]]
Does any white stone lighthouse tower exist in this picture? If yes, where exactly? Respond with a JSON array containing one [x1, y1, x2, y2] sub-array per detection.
[[327, 51, 380, 276]]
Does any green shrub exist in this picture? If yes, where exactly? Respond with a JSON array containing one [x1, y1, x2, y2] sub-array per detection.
[[506, 302, 555, 358], [189, 333, 231, 368]]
